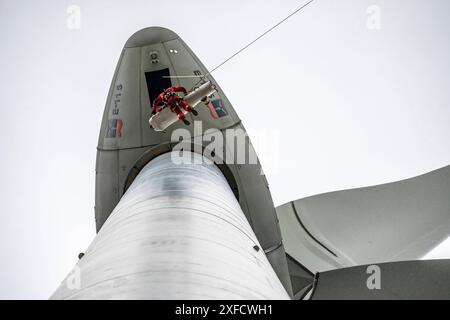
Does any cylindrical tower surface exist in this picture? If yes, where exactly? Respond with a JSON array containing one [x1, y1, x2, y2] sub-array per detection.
[[51, 152, 289, 299]]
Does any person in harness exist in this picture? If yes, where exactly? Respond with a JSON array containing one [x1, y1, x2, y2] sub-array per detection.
[[152, 86, 198, 126]]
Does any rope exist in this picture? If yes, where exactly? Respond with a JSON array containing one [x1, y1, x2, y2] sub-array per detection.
[[188, 0, 315, 90]]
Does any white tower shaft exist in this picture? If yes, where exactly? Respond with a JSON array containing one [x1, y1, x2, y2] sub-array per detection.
[[51, 152, 289, 299]]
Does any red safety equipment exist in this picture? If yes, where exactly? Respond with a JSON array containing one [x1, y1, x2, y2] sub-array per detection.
[[152, 86, 191, 117]]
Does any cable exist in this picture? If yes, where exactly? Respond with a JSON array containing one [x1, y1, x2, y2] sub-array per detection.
[[189, 0, 315, 89]]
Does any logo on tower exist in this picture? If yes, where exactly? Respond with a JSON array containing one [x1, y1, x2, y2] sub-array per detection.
[[106, 118, 123, 138]]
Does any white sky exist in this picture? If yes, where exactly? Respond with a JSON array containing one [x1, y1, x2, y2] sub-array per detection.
[[1, 0, 449, 299]]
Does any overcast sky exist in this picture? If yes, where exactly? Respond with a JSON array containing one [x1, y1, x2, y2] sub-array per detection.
[[1, 0, 450, 299]]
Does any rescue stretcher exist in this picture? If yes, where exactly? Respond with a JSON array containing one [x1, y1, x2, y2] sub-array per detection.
[[149, 81, 217, 131]]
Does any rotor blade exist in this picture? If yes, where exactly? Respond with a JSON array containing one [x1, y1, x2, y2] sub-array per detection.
[[276, 166, 450, 273], [311, 259, 450, 300]]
